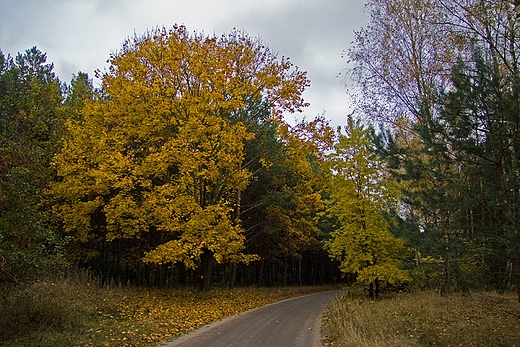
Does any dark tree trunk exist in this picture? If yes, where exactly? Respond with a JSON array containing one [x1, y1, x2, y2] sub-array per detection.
[[116, 239, 122, 286], [178, 263, 187, 285], [368, 282, 375, 299], [298, 254, 303, 287], [200, 249, 213, 291], [440, 259, 448, 297], [256, 259, 264, 287], [283, 257, 288, 287], [513, 257, 520, 302], [228, 262, 237, 289]]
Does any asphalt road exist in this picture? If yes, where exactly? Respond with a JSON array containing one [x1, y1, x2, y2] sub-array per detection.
[[161, 290, 339, 347]]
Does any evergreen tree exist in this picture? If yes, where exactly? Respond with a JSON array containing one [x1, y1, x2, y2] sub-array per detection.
[[0, 47, 68, 283]]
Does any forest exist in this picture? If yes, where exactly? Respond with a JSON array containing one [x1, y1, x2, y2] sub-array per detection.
[[1, 0, 520, 303]]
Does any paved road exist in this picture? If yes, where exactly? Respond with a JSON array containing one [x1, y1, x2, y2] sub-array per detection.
[[161, 290, 339, 347]]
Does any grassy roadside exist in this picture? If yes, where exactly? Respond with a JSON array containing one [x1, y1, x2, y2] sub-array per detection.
[[322, 289, 520, 347], [0, 272, 337, 347]]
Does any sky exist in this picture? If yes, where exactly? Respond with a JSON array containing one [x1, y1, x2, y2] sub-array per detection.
[[0, 0, 367, 128]]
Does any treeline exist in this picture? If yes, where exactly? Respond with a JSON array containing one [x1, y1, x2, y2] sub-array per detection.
[[2, 0, 520, 300], [349, 0, 520, 299], [0, 37, 341, 290], [0, 27, 407, 294]]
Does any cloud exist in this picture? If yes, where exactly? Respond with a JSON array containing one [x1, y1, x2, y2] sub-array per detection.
[[0, 0, 367, 126]]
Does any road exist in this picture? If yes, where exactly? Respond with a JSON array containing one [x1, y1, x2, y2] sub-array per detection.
[[160, 290, 339, 347]]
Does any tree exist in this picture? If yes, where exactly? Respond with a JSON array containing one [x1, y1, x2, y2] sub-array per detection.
[[264, 116, 334, 286], [438, 49, 520, 295], [0, 47, 68, 284], [63, 72, 95, 121], [347, 0, 458, 124], [51, 26, 310, 290], [324, 118, 410, 298]]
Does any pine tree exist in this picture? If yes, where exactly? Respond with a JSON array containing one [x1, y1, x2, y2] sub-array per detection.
[[0, 48, 68, 283]]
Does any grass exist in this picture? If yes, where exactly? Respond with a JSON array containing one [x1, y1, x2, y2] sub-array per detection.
[[0, 271, 337, 347], [322, 288, 520, 347]]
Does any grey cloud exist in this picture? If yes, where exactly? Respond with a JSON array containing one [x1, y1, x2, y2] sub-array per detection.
[[0, 0, 367, 126]]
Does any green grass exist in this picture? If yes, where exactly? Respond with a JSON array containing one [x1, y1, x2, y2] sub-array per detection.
[[322, 288, 520, 347], [0, 271, 337, 347]]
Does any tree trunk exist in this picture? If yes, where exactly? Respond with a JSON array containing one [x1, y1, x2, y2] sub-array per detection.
[[228, 262, 237, 289], [298, 254, 303, 287], [256, 259, 264, 287], [116, 239, 122, 286], [177, 263, 187, 285], [226, 188, 242, 290], [283, 257, 288, 287], [513, 257, 520, 303], [440, 258, 448, 297], [200, 249, 213, 291]]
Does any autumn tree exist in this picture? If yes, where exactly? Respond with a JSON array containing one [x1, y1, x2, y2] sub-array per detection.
[[51, 26, 310, 290], [264, 116, 334, 286], [347, 0, 458, 124], [324, 118, 410, 298]]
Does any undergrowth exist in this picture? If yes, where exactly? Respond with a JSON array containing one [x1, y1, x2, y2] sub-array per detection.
[[0, 270, 335, 347], [323, 288, 520, 347]]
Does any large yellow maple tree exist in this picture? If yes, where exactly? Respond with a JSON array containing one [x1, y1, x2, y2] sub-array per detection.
[[51, 26, 309, 289]]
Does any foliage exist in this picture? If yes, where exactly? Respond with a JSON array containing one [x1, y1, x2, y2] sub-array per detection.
[[349, 0, 520, 297], [324, 118, 410, 296], [258, 116, 335, 285], [266, 117, 334, 257], [0, 47, 69, 283], [50, 26, 310, 289]]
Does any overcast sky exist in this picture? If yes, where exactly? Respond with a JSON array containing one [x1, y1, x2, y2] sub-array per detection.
[[0, 0, 367, 127]]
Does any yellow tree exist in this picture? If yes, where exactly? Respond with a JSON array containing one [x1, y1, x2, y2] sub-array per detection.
[[324, 118, 410, 297], [51, 26, 309, 289]]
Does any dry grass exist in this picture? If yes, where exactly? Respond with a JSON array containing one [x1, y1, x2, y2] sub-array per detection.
[[323, 289, 520, 347], [0, 271, 337, 347]]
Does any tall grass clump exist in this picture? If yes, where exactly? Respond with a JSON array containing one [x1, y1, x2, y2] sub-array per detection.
[[0, 269, 99, 346], [323, 289, 520, 347]]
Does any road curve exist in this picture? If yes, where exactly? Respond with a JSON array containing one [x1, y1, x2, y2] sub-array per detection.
[[161, 290, 339, 347]]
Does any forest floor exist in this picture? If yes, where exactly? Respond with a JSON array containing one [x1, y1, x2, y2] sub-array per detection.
[[322, 288, 520, 347], [0, 272, 338, 347]]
